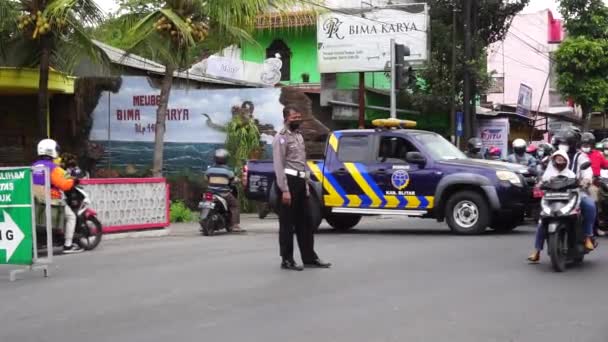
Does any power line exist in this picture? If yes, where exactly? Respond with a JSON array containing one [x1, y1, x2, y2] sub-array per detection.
[[507, 31, 555, 63], [501, 54, 548, 73]]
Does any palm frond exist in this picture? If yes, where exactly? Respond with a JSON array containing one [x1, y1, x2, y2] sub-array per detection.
[[45, 0, 105, 26], [52, 22, 111, 73]]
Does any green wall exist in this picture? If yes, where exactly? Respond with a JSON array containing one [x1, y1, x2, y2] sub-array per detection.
[[241, 27, 320, 84]]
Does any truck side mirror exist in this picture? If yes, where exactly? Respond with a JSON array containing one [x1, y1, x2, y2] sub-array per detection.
[[406, 151, 426, 166]]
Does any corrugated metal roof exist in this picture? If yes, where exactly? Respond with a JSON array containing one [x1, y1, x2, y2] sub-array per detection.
[[93, 40, 265, 87]]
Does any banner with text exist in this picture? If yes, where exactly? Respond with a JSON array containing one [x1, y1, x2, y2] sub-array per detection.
[[89, 77, 284, 173], [317, 4, 428, 73], [478, 118, 510, 159]]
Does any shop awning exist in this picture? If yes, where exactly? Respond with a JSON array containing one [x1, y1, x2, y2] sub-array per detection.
[[0, 67, 75, 95]]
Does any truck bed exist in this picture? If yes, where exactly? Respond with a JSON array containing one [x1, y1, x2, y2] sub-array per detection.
[[244, 159, 322, 202]]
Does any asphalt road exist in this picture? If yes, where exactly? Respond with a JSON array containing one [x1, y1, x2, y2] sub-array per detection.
[[2, 216, 608, 342]]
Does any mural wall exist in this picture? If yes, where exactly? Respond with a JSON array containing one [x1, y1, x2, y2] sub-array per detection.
[[90, 77, 285, 174]]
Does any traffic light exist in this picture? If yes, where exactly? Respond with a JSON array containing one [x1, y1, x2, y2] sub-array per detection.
[[394, 44, 411, 90]]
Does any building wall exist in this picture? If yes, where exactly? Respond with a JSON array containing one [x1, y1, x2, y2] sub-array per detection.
[[241, 27, 320, 84], [487, 10, 557, 109]]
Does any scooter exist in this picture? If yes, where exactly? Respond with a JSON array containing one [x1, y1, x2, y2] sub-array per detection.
[[198, 185, 237, 236], [36, 185, 103, 251], [539, 162, 594, 272]]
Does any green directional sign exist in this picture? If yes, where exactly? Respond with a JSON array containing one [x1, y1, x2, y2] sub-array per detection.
[[0, 168, 33, 265]]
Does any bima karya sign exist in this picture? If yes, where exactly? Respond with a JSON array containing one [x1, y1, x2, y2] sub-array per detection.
[[317, 4, 429, 73]]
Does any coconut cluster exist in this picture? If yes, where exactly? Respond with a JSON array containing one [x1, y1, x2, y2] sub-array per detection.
[[154, 16, 208, 44]]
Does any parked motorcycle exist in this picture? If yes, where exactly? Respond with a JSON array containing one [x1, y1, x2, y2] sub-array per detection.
[[36, 185, 103, 251], [198, 186, 237, 236], [539, 162, 594, 272]]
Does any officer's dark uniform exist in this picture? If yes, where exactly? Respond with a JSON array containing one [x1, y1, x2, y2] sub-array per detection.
[[272, 126, 318, 264]]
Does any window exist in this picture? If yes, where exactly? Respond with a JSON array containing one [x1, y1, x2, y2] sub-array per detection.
[[413, 133, 466, 160], [266, 40, 291, 81], [377, 136, 417, 163], [337, 136, 370, 162]]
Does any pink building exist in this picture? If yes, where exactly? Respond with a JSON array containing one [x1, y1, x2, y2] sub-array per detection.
[[486, 10, 577, 131]]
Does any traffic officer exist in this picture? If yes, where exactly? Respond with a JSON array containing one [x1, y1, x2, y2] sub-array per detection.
[[272, 106, 331, 271]]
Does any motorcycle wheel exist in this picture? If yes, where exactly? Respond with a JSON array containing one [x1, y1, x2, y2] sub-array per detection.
[[77, 216, 103, 251], [548, 227, 568, 272], [200, 218, 214, 236]]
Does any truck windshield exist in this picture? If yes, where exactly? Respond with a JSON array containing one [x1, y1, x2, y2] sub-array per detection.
[[414, 133, 467, 160]]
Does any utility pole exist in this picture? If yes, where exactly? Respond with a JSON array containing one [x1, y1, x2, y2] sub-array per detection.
[[462, 0, 473, 141], [450, 2, 458, 144], [390, 39, 397, 119]]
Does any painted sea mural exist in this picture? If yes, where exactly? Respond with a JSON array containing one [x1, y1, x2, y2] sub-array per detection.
[[89, 77, 284, 174]]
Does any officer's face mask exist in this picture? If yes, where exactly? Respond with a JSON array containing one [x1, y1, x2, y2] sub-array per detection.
[[289, 120, 302, 130], [558, 144, 569, 153], [582, 146, 591, 153]]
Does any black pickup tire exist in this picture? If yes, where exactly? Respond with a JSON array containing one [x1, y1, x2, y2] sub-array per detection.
[[445, 191, 490, 235], [325, 213, 362, 231]]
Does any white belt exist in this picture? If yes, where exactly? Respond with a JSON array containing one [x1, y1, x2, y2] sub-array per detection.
[[285, 168, 308, 178]]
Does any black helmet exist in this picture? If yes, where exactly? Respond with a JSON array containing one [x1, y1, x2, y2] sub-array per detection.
[[214, 148, 229, 165], [581, 132, 596, 146], [467, 137, 482, 153], [537, 143, 554, 159], [563, 128, 580, 150]]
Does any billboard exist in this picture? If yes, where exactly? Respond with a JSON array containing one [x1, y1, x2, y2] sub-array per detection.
[[317, 4, 429, 73], [478, 118, 510, 159], [89, 77, 284, 173], [516, 83, 533, 117]]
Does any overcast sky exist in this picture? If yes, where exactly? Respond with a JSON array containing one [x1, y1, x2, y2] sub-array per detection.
[[95, 0, 566, 15]]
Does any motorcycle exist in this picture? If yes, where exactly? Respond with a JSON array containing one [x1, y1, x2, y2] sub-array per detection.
[[539, 162, 594, 272], [198, 185, 237, 236], [36, 185, 103, 251]]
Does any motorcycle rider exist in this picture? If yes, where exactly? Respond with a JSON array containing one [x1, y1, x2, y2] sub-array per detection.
[[580, 132, 608, 234], [32, 139, 82, 254], [204, 149, 243, 233], [528, 137, 596, 262], [536, 143, 555, 172], [465, 137, 484, 159], [487, 146, 502, 160], [507, 139, 537, 167]]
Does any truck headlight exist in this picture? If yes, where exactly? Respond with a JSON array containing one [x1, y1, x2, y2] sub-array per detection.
[[496, 171, 522, 186]]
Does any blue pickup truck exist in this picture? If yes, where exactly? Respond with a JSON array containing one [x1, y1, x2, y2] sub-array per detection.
[[243, 126, 534, 234]]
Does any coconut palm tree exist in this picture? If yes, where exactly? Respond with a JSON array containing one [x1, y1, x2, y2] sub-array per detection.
[[123, 0, 303, 176], [0, 0, 109, 139]]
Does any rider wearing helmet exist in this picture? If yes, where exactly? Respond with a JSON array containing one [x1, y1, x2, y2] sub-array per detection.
[[204, 149, 243, 232], [32, 139, 82, 254], [528, 130, 597, 262], [507, 139, 537, 167], [465, 137, 484, 159], [487, 146, 502, 160], [580, 132, 608, 178], [536, 143, 555, 172]]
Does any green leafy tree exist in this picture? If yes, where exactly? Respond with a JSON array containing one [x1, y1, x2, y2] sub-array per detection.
[[401, 0, 529, 127], [555, 0, 608, 128], [0, 0, 109, 139], [119, 0, 302, 177]]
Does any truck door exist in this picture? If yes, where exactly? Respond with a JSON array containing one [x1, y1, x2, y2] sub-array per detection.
[[320, 132, 381, 209], [371, 134, 439, 211]]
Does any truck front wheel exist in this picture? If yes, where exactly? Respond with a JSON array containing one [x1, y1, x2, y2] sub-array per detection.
[[325, 213, 362, 231], [445, 191, 490, 235]]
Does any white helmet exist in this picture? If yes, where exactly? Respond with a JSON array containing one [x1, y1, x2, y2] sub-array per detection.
[[512, 138, 527, 148], [37, 139, 59, 159]]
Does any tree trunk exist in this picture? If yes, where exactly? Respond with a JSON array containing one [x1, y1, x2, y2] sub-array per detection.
[[152, 64, 175, 177], [582, 104, 591, 131], [38, 36, 50, 140]]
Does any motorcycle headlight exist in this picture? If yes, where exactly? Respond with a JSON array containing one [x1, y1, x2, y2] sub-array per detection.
[[496, 171, 522, 186], [559, 194, 578, 215]]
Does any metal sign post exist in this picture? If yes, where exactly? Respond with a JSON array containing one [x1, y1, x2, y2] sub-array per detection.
[[0, 166, 52, 281], [390, 39, 397, 119]]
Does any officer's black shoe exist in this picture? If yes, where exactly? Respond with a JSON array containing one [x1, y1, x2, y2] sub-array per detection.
[[281, 260, 304, 271], [304, 259, 332, 268]]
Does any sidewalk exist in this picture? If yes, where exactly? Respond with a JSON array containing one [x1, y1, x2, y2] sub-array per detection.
[[103, 213, 279, 240]]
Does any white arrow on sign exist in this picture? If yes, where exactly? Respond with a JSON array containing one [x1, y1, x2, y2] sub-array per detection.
[[0, 211, 25, 262]]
